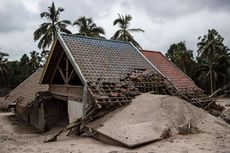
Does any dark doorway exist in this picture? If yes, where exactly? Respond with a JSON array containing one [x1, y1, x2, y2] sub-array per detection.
[[45, 98, 68, 129]]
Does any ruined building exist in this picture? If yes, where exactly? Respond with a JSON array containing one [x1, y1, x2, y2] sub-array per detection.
[[3, 33, 211, 131]]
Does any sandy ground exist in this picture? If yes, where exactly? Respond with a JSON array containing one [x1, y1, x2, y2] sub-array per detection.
[[0, 97, 230, 153]]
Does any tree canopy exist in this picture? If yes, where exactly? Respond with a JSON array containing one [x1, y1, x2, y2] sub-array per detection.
[[197, 29, 225, 93], [73, 16, 105, 38], [34, 2, 71, 50], [0, 51, 45, 96], [166, 29, 230, 94], [166, 41, 195, 76], [111, 14, 144, 49]]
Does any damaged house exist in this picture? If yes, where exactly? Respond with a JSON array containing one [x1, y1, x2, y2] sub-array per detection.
[[4, 33, 212, 132], [3, 68, 48, 124], [140, 50, 211, 106]]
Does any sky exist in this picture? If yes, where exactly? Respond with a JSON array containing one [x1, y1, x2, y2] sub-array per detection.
[[0, 0, 230, 60]]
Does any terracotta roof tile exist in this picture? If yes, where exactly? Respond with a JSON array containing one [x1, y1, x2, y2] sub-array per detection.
[[141, 50, 200, 91], [61, 34, 160, 82], [4, 68, 48, 107]]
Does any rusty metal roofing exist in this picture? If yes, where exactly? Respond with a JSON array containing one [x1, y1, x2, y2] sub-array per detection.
[[141, 50, 201, 91], [4, 68, 48, 107], [60, 34, 160, 82]]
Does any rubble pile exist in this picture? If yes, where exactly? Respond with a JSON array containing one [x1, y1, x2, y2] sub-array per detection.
[[84, 69, 179, 121], [179, 88, 212, 107], [45, 69, 217, 143]]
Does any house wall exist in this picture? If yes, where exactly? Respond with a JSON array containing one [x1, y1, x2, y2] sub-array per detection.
[[16, 84, 84, 132], [50, 84, 84, 123], [68, 100, 83, 123], [15, 103, 30, 122], [50, 85, 83, 101], [29, 98, 68, 132], [29, 99, 43, 131]]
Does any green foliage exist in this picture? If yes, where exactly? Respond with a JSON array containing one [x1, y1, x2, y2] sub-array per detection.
[[0, 51, 45, 96], [0, 51, 11, 95], [73, 16, 105, 38], [34, 2, 71, 50], [166, 41, 195, 76], [167, 29, 230, 94], [197, 29, 225, 93], [29, 51, 42, 72], [40, 50, 50, 65], [0, 51, 10, 78], [195, 45, 230, 92], [111, 14, 144, 49]]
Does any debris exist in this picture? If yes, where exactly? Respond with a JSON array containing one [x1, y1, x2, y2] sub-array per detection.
[[221, 109, 230, 124], [161, 128, 171, 139], [177, 122, 200, 135], [44, 69, 215, 145], [44, 118, 83, 143]]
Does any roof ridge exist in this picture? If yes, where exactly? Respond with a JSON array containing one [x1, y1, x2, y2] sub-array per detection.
[[140, 49, 161, 53], [60, 33, 132, 45]]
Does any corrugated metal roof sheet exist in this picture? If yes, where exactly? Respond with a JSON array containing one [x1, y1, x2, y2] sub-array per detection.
[[61, 34, 160, 82]]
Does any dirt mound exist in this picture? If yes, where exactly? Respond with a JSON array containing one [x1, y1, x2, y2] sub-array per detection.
[[87, 93, 208, 148], [0, 96, 230, 152]]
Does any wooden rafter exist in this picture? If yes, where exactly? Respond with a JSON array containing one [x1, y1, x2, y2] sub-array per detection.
[[58, 66, 67, 83], [66, 58, 69, 82], [67, 69, 75, 83], [50, 51, 64, 84]]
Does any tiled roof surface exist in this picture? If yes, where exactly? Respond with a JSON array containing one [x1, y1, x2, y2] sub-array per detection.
[[5, 68, 48, 107], [61, 34, 160, 82], [141, 50, 200, 91], [0, 97, 8, 109]]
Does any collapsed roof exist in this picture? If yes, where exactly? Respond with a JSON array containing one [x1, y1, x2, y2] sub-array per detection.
[[40, 34, 212, 108], [40, 34, 189, 113], [4, 68, 48, 107]]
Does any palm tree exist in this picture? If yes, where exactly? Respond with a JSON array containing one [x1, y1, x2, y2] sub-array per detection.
[[111, 14, 144, 49], [34, 2, 71, 50], [0, 51, 10, 88], [196, 53, 228, 91], [73, 16, 105, 38], [197, 29, 224, 93], [0, 51, 10, 77], [40, 50, 50, 65], [215, 46, 230, 85], [166, 41, 195, 76], [29, 51, 42, 72]]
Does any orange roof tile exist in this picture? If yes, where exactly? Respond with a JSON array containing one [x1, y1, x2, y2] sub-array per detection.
[[141, 50, 200, 91]]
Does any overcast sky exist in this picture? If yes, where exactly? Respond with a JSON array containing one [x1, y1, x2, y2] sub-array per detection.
[[0, 0, 230, 60]]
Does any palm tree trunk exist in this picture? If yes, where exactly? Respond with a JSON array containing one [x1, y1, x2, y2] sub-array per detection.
[[52, 21, 56, 41], [210, 57, 214, 94]]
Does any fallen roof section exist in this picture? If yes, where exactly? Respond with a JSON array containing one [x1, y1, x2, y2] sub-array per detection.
[[4, 68, 49, 107], [140, 50, 212, 107]]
